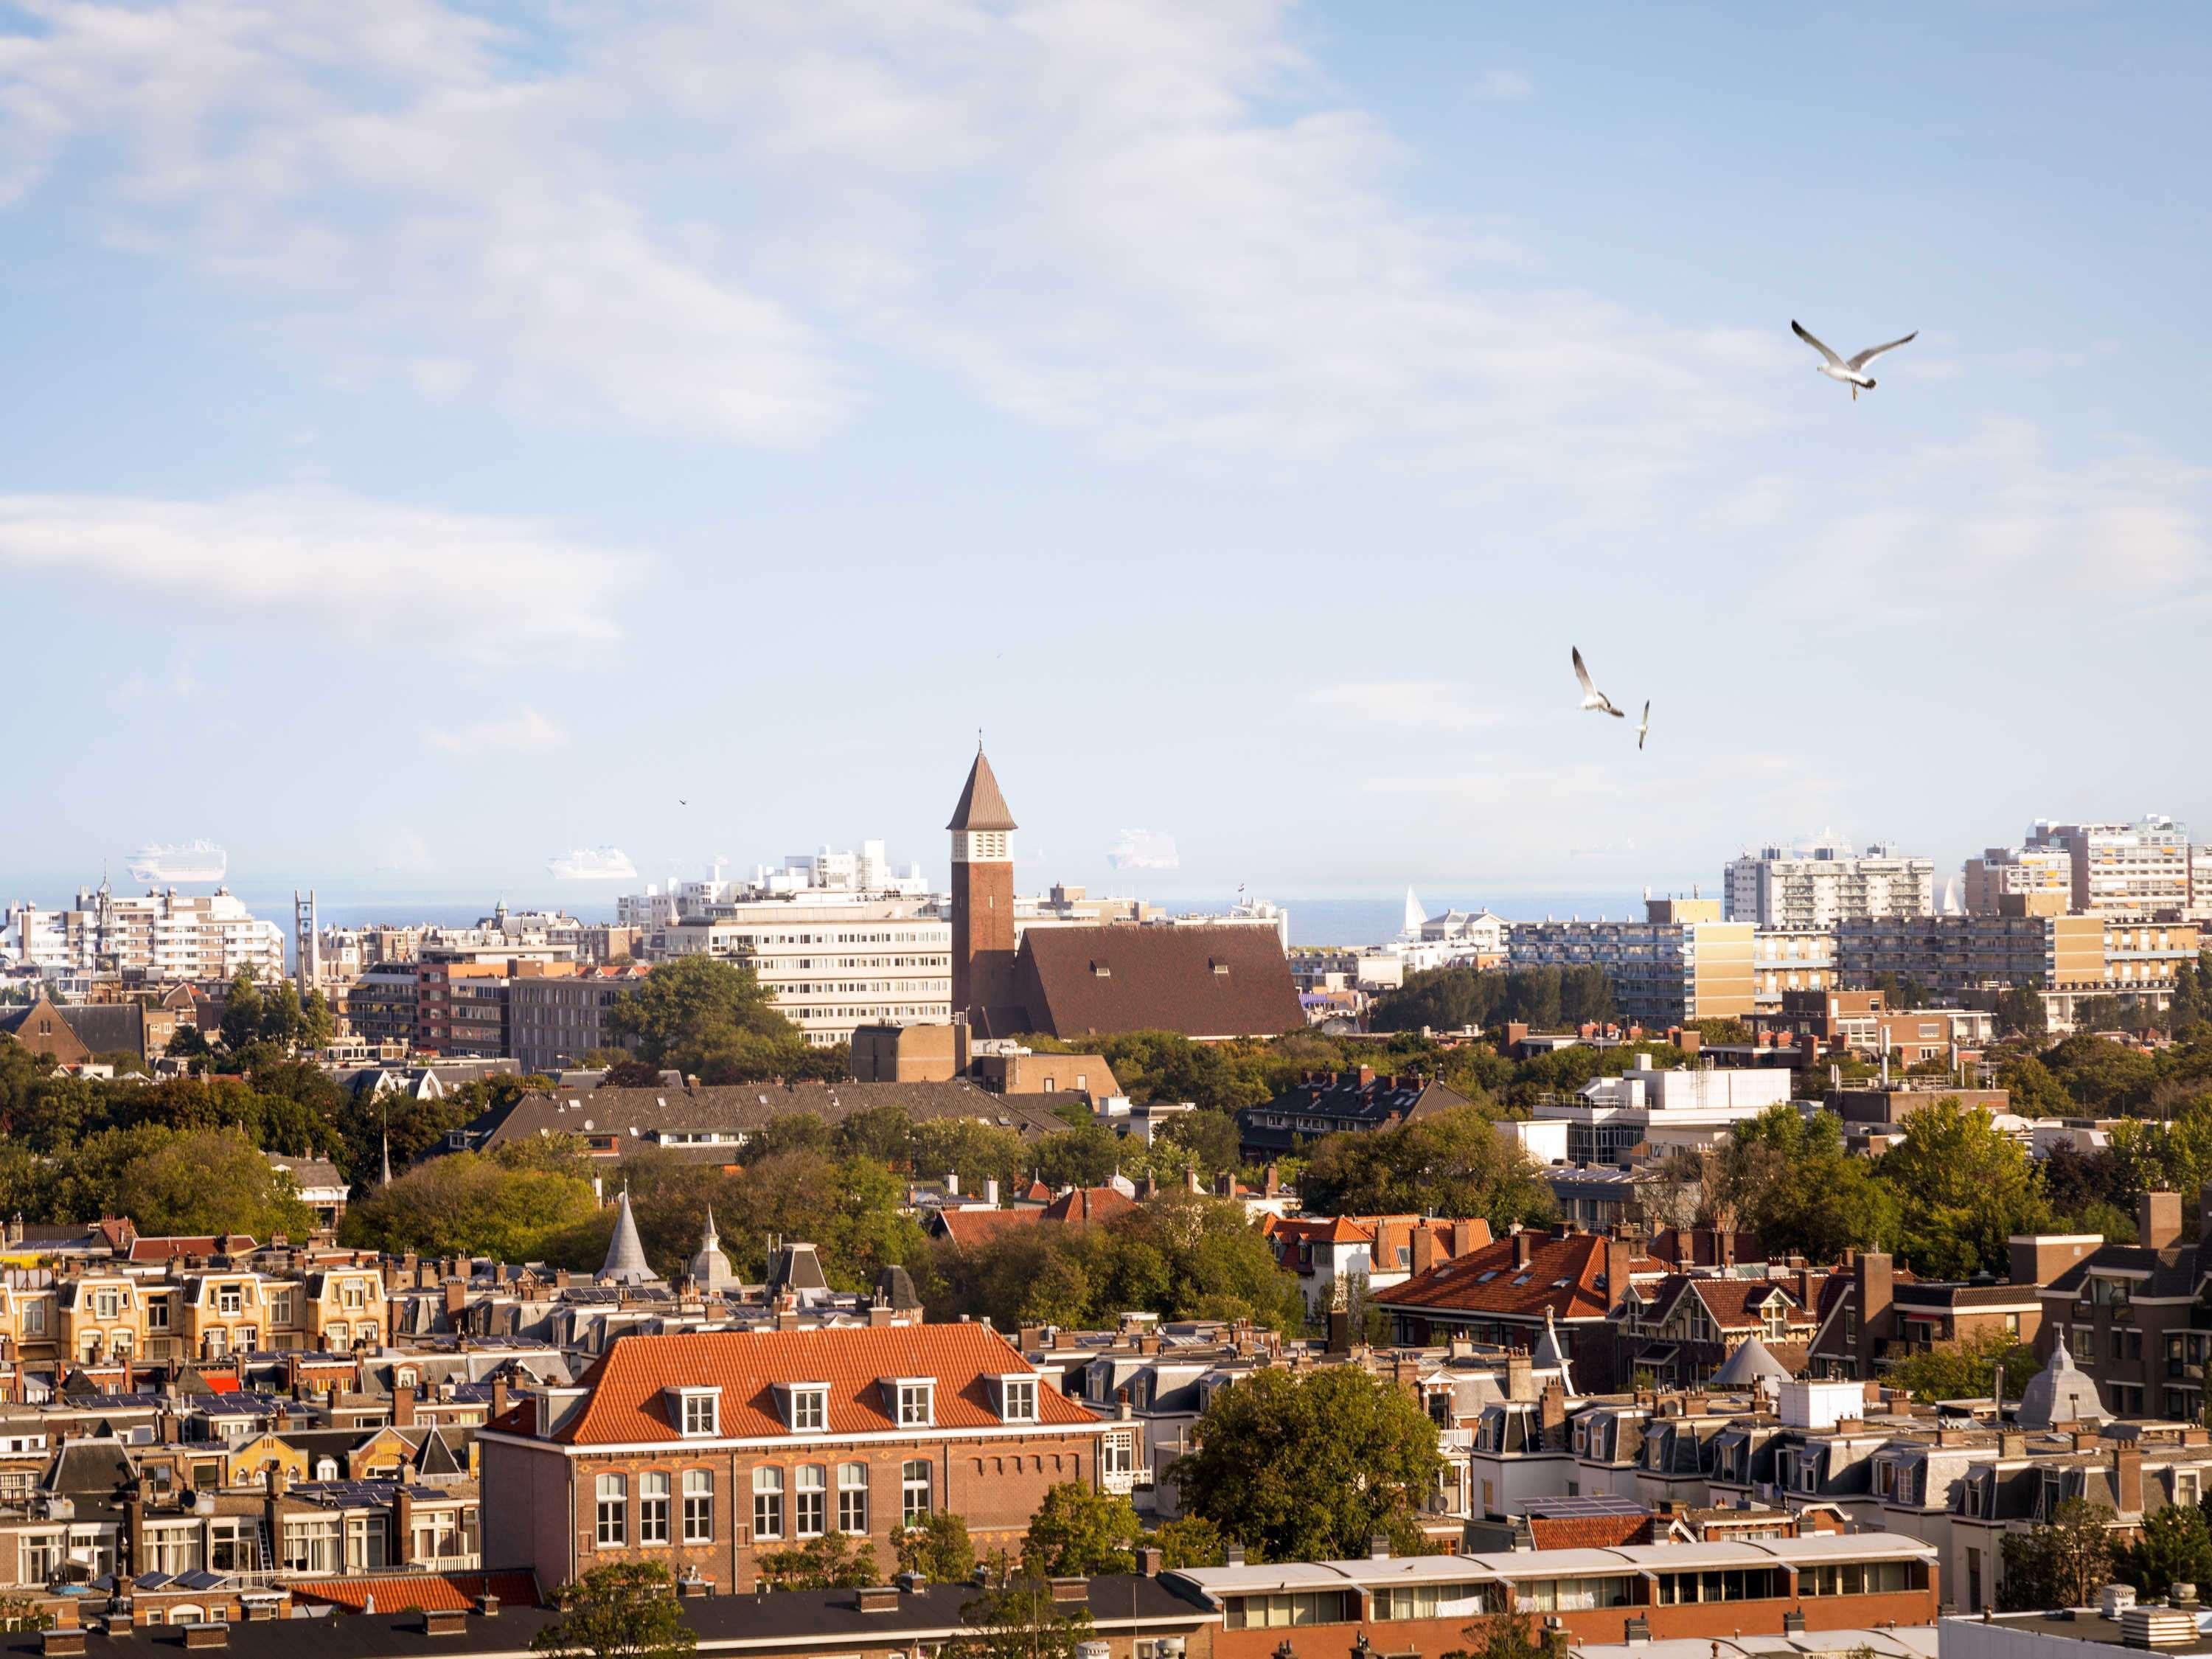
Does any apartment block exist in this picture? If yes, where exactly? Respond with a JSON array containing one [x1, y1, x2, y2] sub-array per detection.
[[1837, 914, 2201, 1029], [3, 883, 285, 983], [657, 901, 950, 1045], [2029, 815, 2192, 918], [1750, 927, 1836, 1006], [1962, 845, 2073, 917], [1723, 841, 1935, 928], [508, 964, 653, 1073], [1508, 899, 1756, 1024]]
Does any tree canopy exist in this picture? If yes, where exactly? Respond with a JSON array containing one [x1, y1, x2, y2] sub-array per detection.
[[1175, 1366, 1443, 1561]]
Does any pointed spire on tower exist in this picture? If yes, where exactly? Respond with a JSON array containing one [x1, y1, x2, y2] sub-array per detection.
[[380, 1102, 393, 1186], [947, 748, 1018, 833], [598, 1183, 655, 1284]]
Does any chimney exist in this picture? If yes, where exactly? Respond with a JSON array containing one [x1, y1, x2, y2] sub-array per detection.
[[1506, 1351, 1534, 1402], [1854, 1252, 1893, 1365], [1412, 1228, 1438, 1276], [490, 1377, 509, 1422], [2113, 1446, 2145, 1515], [443, 1281, 466, 1324], [1539, 1380, 1568, 1447], [392, 1383, 417, 1427], [1512, 1231, 1535, 1269], [394, 1482, 414, 1548], [1604, 1238, 1638, 1301], [1326, 1310, 1351, 1354], [1265, 1164, 1280, 1196], [1452, 1220, 1481, 1259], [2140, 1192, 2183, 1253], [985, 1178, 1000, 1207], [1137, 1546, 1163, 1578]]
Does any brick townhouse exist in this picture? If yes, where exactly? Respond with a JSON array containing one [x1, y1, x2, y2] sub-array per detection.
[[479, 1323, 1110, 1590]]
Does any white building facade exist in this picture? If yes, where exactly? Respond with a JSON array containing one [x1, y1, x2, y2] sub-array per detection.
[[1724, 841, 1935, 928], [656, 900, 950, 1045], [1534, 1054, 1796, 1164], [4, 886, 285, 983]]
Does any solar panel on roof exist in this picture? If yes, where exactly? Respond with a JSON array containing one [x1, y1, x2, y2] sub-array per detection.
[[1521, 1495, 1651, 1518]]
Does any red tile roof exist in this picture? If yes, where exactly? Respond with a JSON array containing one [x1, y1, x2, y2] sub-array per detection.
[[1528, 1513, 1653, 1550], [934, 1208, 1041, 1248], [534, 1324, 1098, 1446], [128, 1235, 257, 1262], [288, 1572, 541, 1613], [1375, 1231, 1651, 1323], [1037, 1186, 1136, 1226]]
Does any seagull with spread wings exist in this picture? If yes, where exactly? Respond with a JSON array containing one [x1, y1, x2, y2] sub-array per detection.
[[1636, 701, 1651, 751], [1791, 319, 1918, 401], [1573, 647, 1625, 718]]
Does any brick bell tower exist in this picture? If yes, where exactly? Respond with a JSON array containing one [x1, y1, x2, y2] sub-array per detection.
[[947, 744, 1018, 1026]]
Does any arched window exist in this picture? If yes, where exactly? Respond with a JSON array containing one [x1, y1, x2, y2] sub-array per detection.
[[681, 1471, 713, 1544], [751, 1467, 785, 1540], [640, 1472, 670, 1545], [595, 1474, 626, 1547]]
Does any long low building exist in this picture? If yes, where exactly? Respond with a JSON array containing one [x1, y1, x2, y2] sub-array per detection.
[[1176, 1531, 1938, 1657]]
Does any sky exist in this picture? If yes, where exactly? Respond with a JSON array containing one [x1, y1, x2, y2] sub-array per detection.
[[1, 1, 2208, 916]]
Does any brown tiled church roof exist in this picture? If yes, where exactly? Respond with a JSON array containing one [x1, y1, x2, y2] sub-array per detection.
[[947, 748, 1018, 832], [1010, 925, 1304, 1040]]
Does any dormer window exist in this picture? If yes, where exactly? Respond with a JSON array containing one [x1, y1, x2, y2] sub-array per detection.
[[888, 1379, 935, 1427], [669, 1386, 721, 1437], [995, 1376, 1038, 1423], [779, 1383, 830, 1433]]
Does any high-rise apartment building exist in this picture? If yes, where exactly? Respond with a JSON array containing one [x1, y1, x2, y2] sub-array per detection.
[[1962, 846, 2074, 917], [2193, 846, 2212, 921], [1837, 914, 2201, 1030], [2, 883, 285, 984], [1507, 897, 1756, 1025], [2028, 816, 2191, 918], [1722, 840, 1934, 928], [657, 905, 950, 1045]]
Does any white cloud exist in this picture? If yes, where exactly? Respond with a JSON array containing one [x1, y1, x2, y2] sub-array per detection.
[[0, 489, 641, 652], [1471, 69, 1533, 102], [1310, 681, 1500, 731], [1107, 829, 1180, 871], [0, 0, 1761, 476], [424, 707, 568, 756]]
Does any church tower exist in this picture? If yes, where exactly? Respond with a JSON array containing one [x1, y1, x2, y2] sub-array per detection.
[[947, 745, 1018, 1025]]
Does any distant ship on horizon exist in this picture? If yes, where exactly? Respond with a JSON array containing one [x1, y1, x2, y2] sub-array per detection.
[[126, 839, 229, 885], [547, 846, 639, 882]]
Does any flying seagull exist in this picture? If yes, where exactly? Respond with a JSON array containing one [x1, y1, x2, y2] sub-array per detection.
[[1791, 320, 1918, 401], [1636, 700, 1651, 751], [1572, 647, 1624, 718]]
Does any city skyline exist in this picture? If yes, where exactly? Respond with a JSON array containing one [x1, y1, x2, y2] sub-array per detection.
[[4, 4, 2208, 894]]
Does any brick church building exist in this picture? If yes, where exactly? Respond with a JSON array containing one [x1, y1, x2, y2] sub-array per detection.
[[947, 748, 1302, 1042]]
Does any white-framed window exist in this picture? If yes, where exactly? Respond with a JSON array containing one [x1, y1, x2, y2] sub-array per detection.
[[795, 1465, 827, 1537], [753, 1467, 785, 1539], [838, 1463, 869, 1534], [901, 1459, 931, 1525], [999, 1377, 1037, 1423], [639, 1472, 670, 1544], [681, 1471, 713, 1544], [789, 1385, 828, 1433], [679, 1390, 720, 1437], [595, 1474, 626, 1547], [1103, 1433, 1135, 1477], [218, 1286, 243, 1315], [897, 1382, 934, 1427]]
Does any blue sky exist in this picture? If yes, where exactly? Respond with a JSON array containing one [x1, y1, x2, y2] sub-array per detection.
[[1, 1, 2206, 913]]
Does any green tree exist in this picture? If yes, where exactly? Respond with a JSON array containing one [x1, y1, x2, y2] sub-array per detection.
[[1879, 1099, 2049, 1278], [531, 1562, 698, 1659], [108, 1127, 317, 1238], [1176, 1366, 1442, 1562], [1883, 1328, 2039, 1405], [1691, 1018, 1753, 1045], [757, 1532, 880, 1591], [2000, 1500, 2115, 1612], [894, 1512, 975, 1582], [602, 956, 827, 1084], [1150, 1516, 1226, 1569], [1300, 1105, 1553, 1228], [948, 1578, 1093, 1659], [298, 990, 336, 1054], [2116, 1502, 2212, 1601], [218, 970, 265, 1051], [1441, 1613, 1558, 1659], [1021, 1482, 1141, 1578], [1994, 984, 2048, 1042], [340, 1148, 599, 1261]]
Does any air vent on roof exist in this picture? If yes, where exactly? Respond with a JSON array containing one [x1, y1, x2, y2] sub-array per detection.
[[582, 1120, 594, 1132], [1090, 962, 1110, 977], [1211, 961, 1228, 975]]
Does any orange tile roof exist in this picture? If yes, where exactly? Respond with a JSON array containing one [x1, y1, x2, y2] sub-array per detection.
[[935, 1208, 1041, 1248], [1037, 1186, 1135, 1226], [1376, 1232, 1644, 1322], [542, 1324, 1098, 1445], [289, 1572, 541, 1613]]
